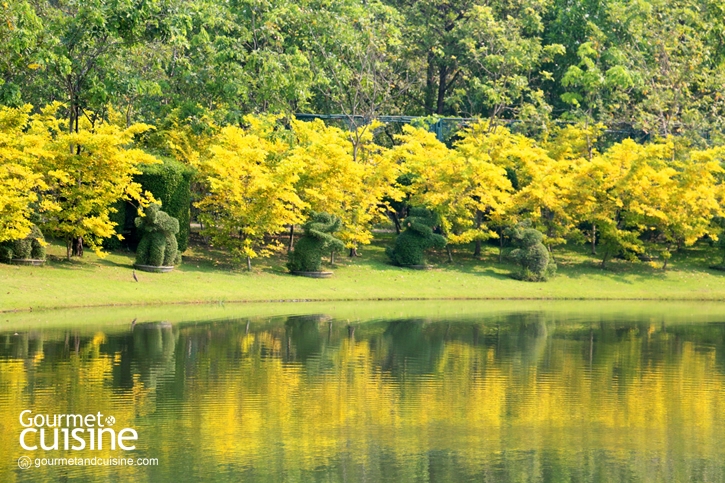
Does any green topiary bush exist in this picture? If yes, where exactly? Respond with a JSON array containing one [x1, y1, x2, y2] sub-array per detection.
[[135, 204, 182, 267], [287, 212, 345, 272], [386, 208, 446, 266], [136, 159, 193, 252], [0, 224, 46, 261], [508, 223, 556, 281], [107, 158, 193, 252]]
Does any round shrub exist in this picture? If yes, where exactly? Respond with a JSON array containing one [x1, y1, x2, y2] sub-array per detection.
[[287, 212, 345, 272], [509, 224, 556, 281], [0, 224, 46, 261], [135, 204, 182, 267], [386, 208, 446, 266]]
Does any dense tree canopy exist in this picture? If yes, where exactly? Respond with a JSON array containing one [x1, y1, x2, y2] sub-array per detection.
[[2, 0, 725, 272], [1, 0, 722, 141]]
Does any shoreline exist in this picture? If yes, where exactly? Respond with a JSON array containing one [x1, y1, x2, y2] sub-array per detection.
[[5, 294, 725, 315]]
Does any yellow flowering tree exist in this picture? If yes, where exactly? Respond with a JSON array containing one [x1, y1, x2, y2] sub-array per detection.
[[288, 119, 401, 256], [392, 125, 512, 259], [33, 103, 159, 259], [196, 115, 305, 270], [0, 105, 52, 243]]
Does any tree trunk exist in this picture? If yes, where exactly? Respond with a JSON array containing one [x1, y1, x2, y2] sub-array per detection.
[[499, 228, 504, 263], [330, 251, 335, 265], [71, 236, 83, 257], [601, 248, 610, 268], [349, 247, 358, 257], [436, 65, 448, 115], [246, 256, 252, 271], [424, 52, 437, 114], [473, 240, 481, 258], [287, 224, 295, 253], [390, 211, 401, 234], [591, 224, 597, 255], [473, 210, 482, 257], [446, 246, 453, 263]]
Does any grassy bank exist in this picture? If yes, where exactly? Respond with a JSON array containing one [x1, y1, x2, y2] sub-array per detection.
[[2, 233, 725, 313]]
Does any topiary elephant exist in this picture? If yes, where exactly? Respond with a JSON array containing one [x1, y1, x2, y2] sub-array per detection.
[[508, 223, 556, 281], [386, 208, 446, 267], [287, 212, 345, 272], [135, 204, 182, 267], [0, 224, 46, 262]]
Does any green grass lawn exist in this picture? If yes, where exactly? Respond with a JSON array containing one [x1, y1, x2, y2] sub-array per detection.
[[2, 233, 725, 313]]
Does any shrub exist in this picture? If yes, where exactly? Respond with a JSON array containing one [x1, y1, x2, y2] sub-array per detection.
[[386, 208, 446, 266], [0, 224, 46, 261], [136, 159, 193, 252], [508, 223, 556, 281], [135, 204, 182, 267], [287, 212, 345, 272]]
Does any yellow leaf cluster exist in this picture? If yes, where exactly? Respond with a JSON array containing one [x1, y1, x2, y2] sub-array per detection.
[[0, 103, 160, 256]]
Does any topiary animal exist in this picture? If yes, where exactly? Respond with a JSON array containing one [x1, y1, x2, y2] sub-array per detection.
[[135, 204, 182, 267], [287, 212, 345, 272], [386, 208, 446, 267], [0, 224, 46, 262], [508, 223, 556, 281]]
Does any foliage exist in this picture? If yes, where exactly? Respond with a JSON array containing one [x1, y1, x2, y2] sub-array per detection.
[[288, 119, 401, 251], [195, 115, 305, 269], [135, 204, 181, 267], [287, 212, 345, 272], [135, 159, 194, 252], [31, 103, 158, 259], [508, 223, 556, 281], [393, 125, 512, 249], [1, 0, 724, 149], [0, 224, 46, 262], [0, 105, 55, 243], [386, 208, 446, 266]]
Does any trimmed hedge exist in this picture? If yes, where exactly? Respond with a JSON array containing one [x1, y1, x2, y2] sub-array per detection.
[[0, 224, 46, 261], [135, 204, 182, 266], [386, 208, 446, 266], [287, 212, 345, 272], [107, 158, 193, 252], [136, 158, 193, 252]]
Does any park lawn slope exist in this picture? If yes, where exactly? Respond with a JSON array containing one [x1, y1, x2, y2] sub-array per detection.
[[1, 236, 725, 312]]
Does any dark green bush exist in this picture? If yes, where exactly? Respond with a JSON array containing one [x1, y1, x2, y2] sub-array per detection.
[[135, 204, 182, 267], [508, 223, 556, 281], [136, 159, 193, 252], [386, 208, 446, 266], [0, 225, 46, 261], [287, 212, 345, 272], [107, 158, 193, 252]]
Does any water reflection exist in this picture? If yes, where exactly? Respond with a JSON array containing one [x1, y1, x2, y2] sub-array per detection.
[[2, 310, 725, 482]]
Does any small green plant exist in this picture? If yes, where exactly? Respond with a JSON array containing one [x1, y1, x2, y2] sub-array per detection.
[[287, 212, 345, 272], [508, 223, 556, 281], [135, 204, 182, 267], [386, 208, 446, 267], [0, 224, 46, 262]]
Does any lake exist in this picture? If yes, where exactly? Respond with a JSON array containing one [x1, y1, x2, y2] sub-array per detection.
[[1, 301, 725, 482]]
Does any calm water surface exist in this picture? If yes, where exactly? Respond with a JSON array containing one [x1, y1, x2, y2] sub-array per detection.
[[1, 305, 725, 482]]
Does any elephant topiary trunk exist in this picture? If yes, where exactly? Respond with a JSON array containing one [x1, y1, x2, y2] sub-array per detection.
[[0, 224, 46, 262], [287, 212, 345, 273], [386, 208, 446, 267], [135, 204, 182, 267]]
